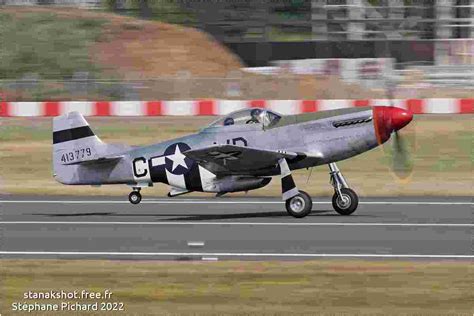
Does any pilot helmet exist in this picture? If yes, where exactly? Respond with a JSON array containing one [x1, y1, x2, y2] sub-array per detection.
[[250, 108, 263, 120]]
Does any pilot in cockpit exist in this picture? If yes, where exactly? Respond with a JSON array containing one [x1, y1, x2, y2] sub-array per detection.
[[223, 117, 234, 126], [247, 109, 262, 124]]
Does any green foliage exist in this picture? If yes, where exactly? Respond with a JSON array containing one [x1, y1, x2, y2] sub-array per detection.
[[102, 0, 117, 10], [103, 0, 196, 24], [0, 12, 106, 79], [367, 0, 380, 5], [269, 27, 312, 41]]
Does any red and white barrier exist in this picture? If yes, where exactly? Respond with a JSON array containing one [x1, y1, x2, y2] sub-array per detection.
[[0, 99, 472, 117]]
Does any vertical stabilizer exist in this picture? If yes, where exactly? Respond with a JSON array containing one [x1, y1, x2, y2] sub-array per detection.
[[52, 112, 104, 184]]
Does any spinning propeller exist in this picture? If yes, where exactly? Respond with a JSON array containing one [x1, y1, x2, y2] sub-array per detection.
[[389, 110, 414, 180], [376, 10, 416, 181], [373, 106, 414, 180], [384, 73, 415, 180]]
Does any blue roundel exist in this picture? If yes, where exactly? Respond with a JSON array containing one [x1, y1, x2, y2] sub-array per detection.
[[164, 142, 194, 175]]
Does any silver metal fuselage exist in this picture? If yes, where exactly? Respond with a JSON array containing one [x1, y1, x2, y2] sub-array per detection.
[[54, 107, 379, 192]]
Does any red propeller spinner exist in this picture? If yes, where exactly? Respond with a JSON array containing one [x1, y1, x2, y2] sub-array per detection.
[[372, 106, 413, 144]]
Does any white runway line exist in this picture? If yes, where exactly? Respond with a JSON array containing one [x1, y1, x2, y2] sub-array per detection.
[[0, 251, 472, 259], [201, 257, 219, 261], [0, 221, 472, 227], [0, 200, 472, 205], [187, 241, 205, 247]]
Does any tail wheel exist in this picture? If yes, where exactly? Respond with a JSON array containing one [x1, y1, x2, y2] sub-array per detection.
[[285, 190, 313, 218], [128, 191, 142, 205], [332, 188, 358, 215]]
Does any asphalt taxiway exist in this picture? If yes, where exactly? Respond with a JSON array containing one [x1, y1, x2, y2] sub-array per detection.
[[0, 196, 472, 260]]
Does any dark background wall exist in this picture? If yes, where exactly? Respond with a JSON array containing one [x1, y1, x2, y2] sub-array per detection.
[[224, 40, 436, 67]]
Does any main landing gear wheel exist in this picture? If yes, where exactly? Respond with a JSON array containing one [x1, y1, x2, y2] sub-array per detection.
[[332, 188, 358, 216], [285, 190, 313, 218], [128, 191, 142, 205]]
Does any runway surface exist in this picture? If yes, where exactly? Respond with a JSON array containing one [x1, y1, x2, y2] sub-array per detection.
[[0, 196, 472, 260]]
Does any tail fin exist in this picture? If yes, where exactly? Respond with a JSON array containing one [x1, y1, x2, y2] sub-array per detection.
[[53, 111, 101, 145], [53, 112, 130, 185], [53, 112, 105, 184]]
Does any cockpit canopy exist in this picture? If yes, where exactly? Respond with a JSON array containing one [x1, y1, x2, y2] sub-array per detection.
[[206, 108, 282, 129]]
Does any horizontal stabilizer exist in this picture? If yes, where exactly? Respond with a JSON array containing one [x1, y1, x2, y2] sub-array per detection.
[[61, 155, 124, 166]]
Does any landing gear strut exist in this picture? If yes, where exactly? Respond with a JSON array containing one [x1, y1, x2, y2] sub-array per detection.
[[328, 163, 358, 215], [278, 158, 313, 218], [128, 187, 142, 205]]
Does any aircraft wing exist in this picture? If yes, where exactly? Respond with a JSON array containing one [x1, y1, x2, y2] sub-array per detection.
[[183, 144, 299, 175]]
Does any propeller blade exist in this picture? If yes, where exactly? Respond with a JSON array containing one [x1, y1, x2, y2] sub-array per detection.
[[391, 131, 413, 179]]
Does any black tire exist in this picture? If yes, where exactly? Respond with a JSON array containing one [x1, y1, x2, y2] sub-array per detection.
[[285, 190, 313, 218], [332, 188, 358, 215], [128, 191, 142, 205]]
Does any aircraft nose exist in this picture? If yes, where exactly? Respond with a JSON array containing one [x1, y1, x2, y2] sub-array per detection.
[[372, 106, 413, 144], [390, 107, 413, 131]]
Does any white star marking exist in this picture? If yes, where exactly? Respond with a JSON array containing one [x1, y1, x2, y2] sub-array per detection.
[[168, 145, 188, 172]]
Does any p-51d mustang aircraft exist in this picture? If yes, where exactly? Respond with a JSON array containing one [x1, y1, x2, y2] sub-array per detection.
[[53, 105, 413, 218]]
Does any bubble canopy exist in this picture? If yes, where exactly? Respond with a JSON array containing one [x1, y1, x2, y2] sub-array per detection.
[[206, 108, 282, 129]]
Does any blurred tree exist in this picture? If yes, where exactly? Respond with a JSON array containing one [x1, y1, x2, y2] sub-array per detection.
[[137, 0, 152, 19], [104, 0, 118, 11], [104, 0, 151, 18]]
